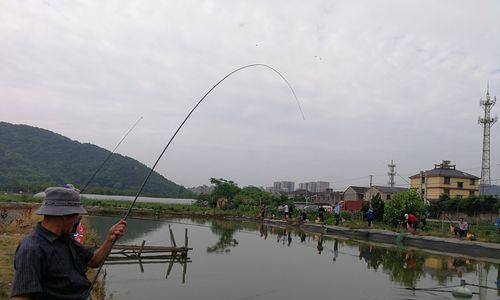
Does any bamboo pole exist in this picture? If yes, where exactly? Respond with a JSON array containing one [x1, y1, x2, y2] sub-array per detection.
[[169, 225, 177, 247], [182, 260, 187, 284], [138, 240, 146, 273], [166, 260, 174, 279]]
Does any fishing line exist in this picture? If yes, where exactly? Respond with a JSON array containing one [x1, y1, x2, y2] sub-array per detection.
[[84, 64, 304, 299], [80, 116, 143, 193]]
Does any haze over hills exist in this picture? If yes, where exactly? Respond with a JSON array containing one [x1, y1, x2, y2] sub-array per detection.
[[0, 121, 193, 197]]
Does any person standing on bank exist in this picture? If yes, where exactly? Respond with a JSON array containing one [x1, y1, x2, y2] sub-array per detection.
[[283, 203, 289, 219], [318, 206, 325, 223], [366, 205, 374, 228], [334, 202, 341, 226], [10, 187, 127, 300]]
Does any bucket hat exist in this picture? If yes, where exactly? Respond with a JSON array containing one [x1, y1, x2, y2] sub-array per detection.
[[36, 187, 88, 216]]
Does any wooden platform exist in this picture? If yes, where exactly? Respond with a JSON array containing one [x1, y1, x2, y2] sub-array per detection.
[[110, 244, 192, 258], [103, 225, 192, 283]]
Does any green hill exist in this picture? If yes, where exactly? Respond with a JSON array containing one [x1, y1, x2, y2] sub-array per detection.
[[0, 121, 193, 197]]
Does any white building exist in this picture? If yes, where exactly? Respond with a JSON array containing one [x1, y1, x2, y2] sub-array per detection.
[[298, 181, 330, 193], [273, 181, 295, 192]]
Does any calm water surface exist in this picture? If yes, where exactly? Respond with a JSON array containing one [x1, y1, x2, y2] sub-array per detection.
[[88, 216, 500, 300]]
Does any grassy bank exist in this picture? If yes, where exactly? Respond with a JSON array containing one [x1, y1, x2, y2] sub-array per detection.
[[0, 193, 40, 203], [0, 204, 41, 299], [85, 200, 260, 220], [0, 235, 22, 299], [0, 193, 260, 218]]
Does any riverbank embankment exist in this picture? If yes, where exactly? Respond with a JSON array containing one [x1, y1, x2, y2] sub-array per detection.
[[265, 219, 500, 260]]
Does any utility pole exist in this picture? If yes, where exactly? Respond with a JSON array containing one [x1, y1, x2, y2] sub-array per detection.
[[388, 160, 396, 187], [479, 82, 497, 194], [419, 171, 427, 201]]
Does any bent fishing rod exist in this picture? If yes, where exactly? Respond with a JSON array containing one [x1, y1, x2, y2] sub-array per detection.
[[79, 116, 143, 194], [84, 63, 304, 299]]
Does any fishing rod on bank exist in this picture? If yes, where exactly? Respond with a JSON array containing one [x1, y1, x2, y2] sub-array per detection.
[[83, 63, 305, 299], [79, 116, 143, 194]]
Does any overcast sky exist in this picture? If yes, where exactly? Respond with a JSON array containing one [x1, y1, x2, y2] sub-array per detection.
[[2, 0, 500, 189]]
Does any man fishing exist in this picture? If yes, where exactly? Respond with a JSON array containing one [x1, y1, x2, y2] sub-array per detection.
[[10, 187, 126, 300]]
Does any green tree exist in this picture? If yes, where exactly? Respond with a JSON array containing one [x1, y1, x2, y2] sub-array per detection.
[[209, 178, 241, 209], [371, 193, 385, 221], [479, 195, 497, 213], [383, 190, 427, 226], [429, 194, 448, 218]]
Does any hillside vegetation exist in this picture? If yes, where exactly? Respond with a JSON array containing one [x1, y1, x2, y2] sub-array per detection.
[[0, 122, 193, 197]]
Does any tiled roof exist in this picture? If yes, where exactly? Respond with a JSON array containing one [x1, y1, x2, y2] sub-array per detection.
[[347, 186, 370, 193], [371, 186, 408, 194], [410, 168, 479, 180]]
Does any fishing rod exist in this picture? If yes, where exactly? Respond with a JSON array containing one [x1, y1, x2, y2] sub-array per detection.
[[83, 63, 304, 299], [79, 116, 143, 193]]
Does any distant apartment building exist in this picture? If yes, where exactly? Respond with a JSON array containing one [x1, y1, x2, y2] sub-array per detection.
[[409, 160, 479, 202], [298, 181, 330, 193], [273, 181, 295, 193]]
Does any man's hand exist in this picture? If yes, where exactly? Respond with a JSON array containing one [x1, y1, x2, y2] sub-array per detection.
[[88, 219, 127, 268], [107, 219, 126, 243]]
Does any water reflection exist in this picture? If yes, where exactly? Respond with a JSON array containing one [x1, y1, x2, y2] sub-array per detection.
[[358, 245, 426, 287], [258, 223, 268, 240], [316, 235, 324, 254], [205, 219, 500, 294], [332, 239, 339, 261], [206, 219, 239, 254], [88, 217, 500, 299]]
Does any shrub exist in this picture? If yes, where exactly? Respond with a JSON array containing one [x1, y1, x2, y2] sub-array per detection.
[[371, 194, 385, 221], [340, 210, 351, 220], [383, 190, 427, 226]]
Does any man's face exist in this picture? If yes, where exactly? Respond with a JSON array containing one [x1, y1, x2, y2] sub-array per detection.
[[61, 214, 80, 234]]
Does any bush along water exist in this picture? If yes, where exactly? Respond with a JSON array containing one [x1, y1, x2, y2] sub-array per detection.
[[197, 178, 293, 216], [383, 190, 427, 227]]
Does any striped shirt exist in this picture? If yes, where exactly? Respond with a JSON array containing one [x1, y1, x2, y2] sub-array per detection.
[[11, 223, 94, 299]]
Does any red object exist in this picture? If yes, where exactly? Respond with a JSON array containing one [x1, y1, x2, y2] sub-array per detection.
[[407, 213, 417, 224], [74, 222, 85, 244], [406, 255, 416, 269], [343, 200, 362, 211]]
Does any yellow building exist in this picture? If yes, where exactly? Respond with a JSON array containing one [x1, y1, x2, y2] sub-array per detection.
[[409, 161, 479, 202]]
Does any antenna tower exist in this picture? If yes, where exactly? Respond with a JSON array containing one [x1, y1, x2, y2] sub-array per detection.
[[388, 160, 396, 187], [478, 82, 497, 192]]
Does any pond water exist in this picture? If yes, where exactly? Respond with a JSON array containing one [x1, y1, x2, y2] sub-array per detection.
[[88, 216, 500, 300]]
